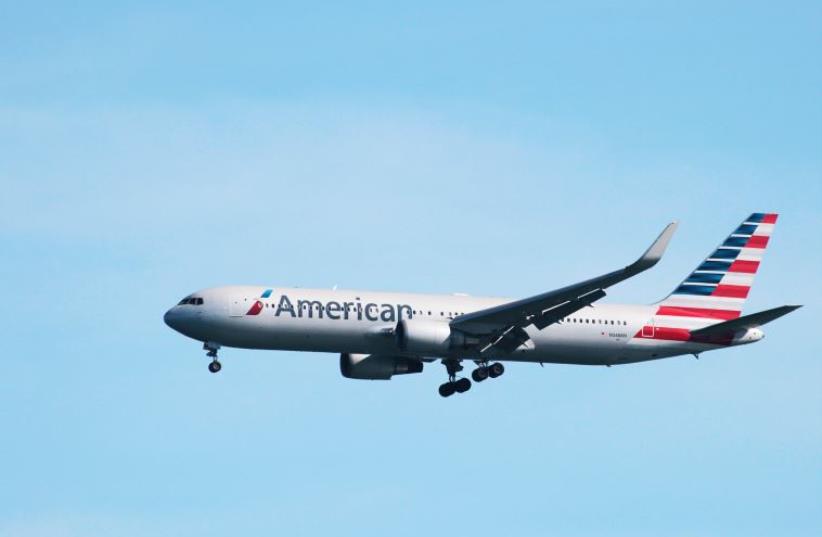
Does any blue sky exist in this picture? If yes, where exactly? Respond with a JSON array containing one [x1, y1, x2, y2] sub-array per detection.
[[1, 2, 820, 536]]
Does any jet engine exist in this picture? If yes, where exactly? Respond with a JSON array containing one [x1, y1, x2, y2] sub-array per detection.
[[395, 319, 477, 354], [339, 353, 424, 380]]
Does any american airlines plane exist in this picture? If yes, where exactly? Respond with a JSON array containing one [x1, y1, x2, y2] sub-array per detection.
[[164, 213, 799, 397]]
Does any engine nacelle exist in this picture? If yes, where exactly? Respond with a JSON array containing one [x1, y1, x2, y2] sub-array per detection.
[[395, 319, 475, 354], [339, 353, 424, 380]]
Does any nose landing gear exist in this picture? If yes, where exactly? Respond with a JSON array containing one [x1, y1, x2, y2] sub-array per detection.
[[204, 341, 222, 373]]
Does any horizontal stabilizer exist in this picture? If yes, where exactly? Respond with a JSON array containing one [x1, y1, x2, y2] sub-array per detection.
[[690, 305, 801, 337]]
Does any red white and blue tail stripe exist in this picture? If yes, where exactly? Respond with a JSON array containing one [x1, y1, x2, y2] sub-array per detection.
[[654, 213, 777, 327]]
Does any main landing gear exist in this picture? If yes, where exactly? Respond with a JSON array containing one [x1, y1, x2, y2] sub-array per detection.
[[471, 361, 505, 382], [438, 360, 507, 397], [438, 359, 472, 397], [204, 341, 222, 373]]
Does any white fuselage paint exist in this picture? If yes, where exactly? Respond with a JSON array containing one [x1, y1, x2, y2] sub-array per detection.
[[164, 286, 740, 366]]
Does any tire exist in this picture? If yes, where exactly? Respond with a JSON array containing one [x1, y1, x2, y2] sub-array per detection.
[[472, 367, 489, 382], [439, 382, 456, 397], [454, 377, 472, 393], [208, 361, 222, 373], [489, 362, 504, 378]]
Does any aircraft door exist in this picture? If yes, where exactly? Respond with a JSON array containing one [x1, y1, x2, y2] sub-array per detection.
[[230, 295, 251, 317]]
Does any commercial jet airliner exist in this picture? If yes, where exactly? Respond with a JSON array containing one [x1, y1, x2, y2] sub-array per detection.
[[164, 213, 799, 397]]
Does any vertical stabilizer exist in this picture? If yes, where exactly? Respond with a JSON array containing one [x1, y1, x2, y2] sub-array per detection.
[[654, 213, 778, 325]]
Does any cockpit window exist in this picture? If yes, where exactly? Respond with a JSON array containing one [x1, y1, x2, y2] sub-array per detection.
[[178, 297, 204, 305]]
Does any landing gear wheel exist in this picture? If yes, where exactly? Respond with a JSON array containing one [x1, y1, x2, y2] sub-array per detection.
[[488, 362, 505, 378], [438, 382, 456, 398], [439, 359, 471, 397], [454, 377, 472, 393], [471, 367, 489, 382], [203, 342, 222, 373]]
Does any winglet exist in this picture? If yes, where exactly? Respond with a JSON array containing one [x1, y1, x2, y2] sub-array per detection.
[[631, 221, 678, 272]]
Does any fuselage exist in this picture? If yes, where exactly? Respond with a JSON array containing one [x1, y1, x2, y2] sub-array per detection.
[[164, 285, 755, 366]]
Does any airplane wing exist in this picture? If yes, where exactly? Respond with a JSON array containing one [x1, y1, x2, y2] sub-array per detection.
[[450, 222, 678, 353]]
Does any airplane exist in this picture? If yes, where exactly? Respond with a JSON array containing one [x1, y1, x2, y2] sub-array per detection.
[[164, 213, 800, 397]]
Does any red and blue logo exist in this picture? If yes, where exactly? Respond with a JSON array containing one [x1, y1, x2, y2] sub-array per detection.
[[246, 289, 273, 315]]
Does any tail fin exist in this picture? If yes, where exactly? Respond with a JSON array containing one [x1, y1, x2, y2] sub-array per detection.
[[655, 213, 778, 322]]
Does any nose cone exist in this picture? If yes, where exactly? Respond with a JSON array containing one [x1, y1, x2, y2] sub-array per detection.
[[164, 306, 197, 334], [164, 307, 180, 331], [164, 304, 207, 340]]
